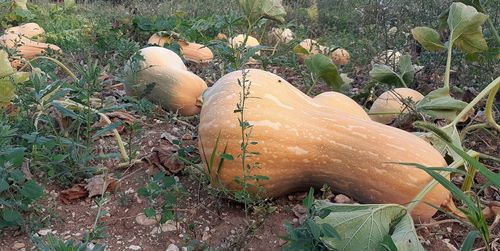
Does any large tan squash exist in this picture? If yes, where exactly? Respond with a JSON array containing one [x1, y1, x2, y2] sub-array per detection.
[[313, 92, 370, 120], [123, 46, 207, 116], [5, 23, 46, 42], [369, 88, 424, 124], [0, 33, 60, 59], [199, 69, 452, 221]]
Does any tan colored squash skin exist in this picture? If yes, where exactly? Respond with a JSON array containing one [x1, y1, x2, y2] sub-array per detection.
[[369, 88, 424, 124], [0, 33, 60, 59], [313, 92, 370, 120], [147, 33, 173, 46], [5, 23, 46, 42], [124, 47, 207, 116], [331, 48, 350, 65], [179, 42, 214, 64], [199, 69, 452, 221]]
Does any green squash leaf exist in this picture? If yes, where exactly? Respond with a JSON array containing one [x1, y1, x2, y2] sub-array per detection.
[[304, 54, 344, 91], [20, 180, 44, 200], [369, 64, 404, 87], [411, 27, 446, 52], [416, 87, 468, 121], [313, 202, 423, 251], [448, 2, 489, 53], [239, 0, 286, 25], [399, 55, 415, 85]]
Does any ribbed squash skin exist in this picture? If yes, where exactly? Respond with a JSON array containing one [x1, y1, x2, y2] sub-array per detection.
[[369, 88, 424, 124], [147, 33, 173, 47], [313, 92, 370, 120], [0, 33, 60, 59], [123, 47, 207, 116], [199, 69, 452, 221], [5, 23, 46, 42]]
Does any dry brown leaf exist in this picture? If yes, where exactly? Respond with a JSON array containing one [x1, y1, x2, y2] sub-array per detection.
[[93, 110, 136, 136], [58, 184, 89, 204], [85, 174, 119, 197], [144, 145, 184, 175]]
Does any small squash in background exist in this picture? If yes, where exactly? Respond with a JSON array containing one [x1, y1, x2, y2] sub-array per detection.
[[0, 33, 61, 59], [369, 88, 424, 124], [147, 32, 213, 64], [123, 46, 207, 116], [331, 48, 350, 65], [5, 23, 46, 42]]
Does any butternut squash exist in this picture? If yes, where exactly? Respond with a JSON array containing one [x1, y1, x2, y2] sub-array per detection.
[[296, 39, 326, 61], [199, 69, 452, 221], [369, 88, 424, 124], [0, 33, 61, 59], [229, 34, 261, 64], [313, 92, 370, 120], [178, 41, 214, 64], [147, 33, 213, 64], [5, 23, 46, 42], [123, 46, 207, 116]]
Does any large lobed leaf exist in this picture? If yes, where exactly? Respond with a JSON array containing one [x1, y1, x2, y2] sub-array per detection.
[[411, 27, 446, 52], [313, 202, 424, 251], [448, 2, 489, 53], [304, 54, 344, 91], [239, 0, 286, 25], [416, 87, 468, 121], [0, 50, 29, 108]]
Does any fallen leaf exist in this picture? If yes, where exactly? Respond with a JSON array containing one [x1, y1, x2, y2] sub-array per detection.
[[144, 145, 184, 175], [58, 184, 89, 204], [93, 110, 136, 136], [85, 174, 119, 197]]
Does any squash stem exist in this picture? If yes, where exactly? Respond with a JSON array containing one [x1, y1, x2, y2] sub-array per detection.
[[484, 82, 499, 131]]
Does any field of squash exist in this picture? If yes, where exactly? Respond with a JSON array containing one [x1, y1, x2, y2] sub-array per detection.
[[0, 0, 499, 250]]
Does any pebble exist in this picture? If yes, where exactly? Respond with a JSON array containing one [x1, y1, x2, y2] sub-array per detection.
[[38, 229, 52, 236], [128, 245, 141, 250], [292, 218, 299, 224], [334, 194, 351, 204], [166, 244, 179, 251], [136, 213, 159, 226], [201, 232, 210, 241], [11, 242, 25, 250]]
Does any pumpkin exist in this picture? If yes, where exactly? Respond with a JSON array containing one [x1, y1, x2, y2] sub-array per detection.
[[123, 46, 207, 116], [198, 69, 452, 221], [331, 48, 350, 65], [313, 92, 370, 120], [0, 33, 61, 59], [268, 27, 294, 44], [369, 88, 424, 124], [296, 39, 325, 60], [5, 23, 46, 42]]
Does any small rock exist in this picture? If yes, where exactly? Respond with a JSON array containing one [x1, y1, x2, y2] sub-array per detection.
[[11, 242, 25, 250], [292, 218, 299, 224], [292, 204, 306, 217], [166, 244, 179, 251], [38, 229, 52, 236], [287, 195, 295, 201], [136, 213, 159, 226], [128, 245, 141, 250], [334, 194, 351, 204], [230, 229, 236, 235], [202, 232, 210, 241]]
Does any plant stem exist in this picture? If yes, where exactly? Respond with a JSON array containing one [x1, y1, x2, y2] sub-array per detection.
[[443, 38, 454, 91], [484, 82, 499, 131], [486, 18, 500, 46], [445, 77, 499, 129], [54, 99, 130, 162]]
